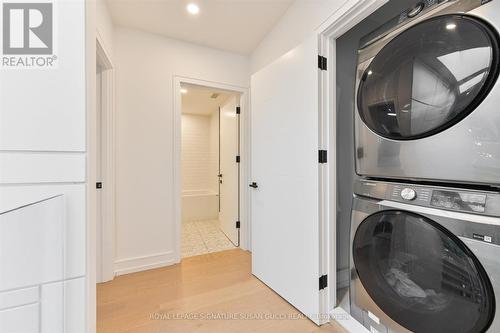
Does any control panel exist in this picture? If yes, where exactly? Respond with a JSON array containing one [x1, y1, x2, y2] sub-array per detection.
[[354, 180, 500, 217], [398, 0, 442, 23], [358, 0, 478, 50]]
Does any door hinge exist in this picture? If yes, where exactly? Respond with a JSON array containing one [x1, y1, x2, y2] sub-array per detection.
[[318, 55, 327, 71], [236, 106, 241, 114], [236, 155, 240, 163], [319, 275, 328, 290], [236, 221, 240, 229], [318, 150, 327, 163], [96, 182, 102, 189]]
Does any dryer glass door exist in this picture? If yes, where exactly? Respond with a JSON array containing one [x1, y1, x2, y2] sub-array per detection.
[[353, 210, 495, 333], [357, 15, 499, 140]]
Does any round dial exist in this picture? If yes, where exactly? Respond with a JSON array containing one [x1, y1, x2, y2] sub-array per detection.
[[407, 2, 424, 18], [401, 188, 417, 201]]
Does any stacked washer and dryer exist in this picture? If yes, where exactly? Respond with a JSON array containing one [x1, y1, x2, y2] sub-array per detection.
[[350, 0, 500, 332]]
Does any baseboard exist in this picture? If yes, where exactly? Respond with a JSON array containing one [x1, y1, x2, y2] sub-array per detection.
[[330, 307, 369, 333], [114, 251, 177, 276]]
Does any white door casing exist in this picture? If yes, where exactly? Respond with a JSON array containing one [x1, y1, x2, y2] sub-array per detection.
[[250, 35, 326, 324], [96, 68, 103, 282], [173, 76, 250, 260], [219, 95, 240, 245], [316, 0, 390, 320], [95, 36, 115, 284]]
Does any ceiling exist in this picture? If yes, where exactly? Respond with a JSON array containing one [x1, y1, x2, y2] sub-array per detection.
[[181, 84, 235, 116], [106, 0, 293, 54]]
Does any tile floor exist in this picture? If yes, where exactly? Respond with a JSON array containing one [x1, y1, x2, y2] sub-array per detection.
[[181, 219, 236, 258]]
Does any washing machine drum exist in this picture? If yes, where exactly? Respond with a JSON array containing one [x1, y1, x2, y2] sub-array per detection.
[[357, 15, 500, 140], [353, 210, 495, 333]]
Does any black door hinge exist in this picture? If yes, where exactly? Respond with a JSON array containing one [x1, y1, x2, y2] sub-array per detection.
[[318, 150, 327, 163], [236, 155, 240, 163], [318, 55, 327, 71], [236, 221, 240, 229], [319, 275, 328, 290], [236, 106, 241, 114], [96, 182, 102, 189]]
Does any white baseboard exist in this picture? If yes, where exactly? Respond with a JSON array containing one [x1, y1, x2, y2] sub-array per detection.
[[330, 307, 369, 333], [114, 251, 177, 276]]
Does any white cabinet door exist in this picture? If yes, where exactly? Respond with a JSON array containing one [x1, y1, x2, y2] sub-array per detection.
[[250, 35, 323, 324], [0, 196, 65, 290], [219, 96, 239, 245]]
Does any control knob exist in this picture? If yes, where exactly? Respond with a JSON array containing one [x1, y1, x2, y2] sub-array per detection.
[[401, 188, 417, 201], [407, 2, 424, 18]]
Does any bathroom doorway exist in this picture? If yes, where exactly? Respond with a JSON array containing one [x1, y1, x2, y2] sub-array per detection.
[[179, 83, 241, 258]]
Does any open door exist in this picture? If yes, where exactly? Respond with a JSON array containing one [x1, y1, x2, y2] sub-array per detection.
[[219, 95, 240, 245], [250, 35, 326, 324]]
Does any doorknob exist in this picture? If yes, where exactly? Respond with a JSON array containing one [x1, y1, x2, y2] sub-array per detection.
[[249, 182, 258, 188]]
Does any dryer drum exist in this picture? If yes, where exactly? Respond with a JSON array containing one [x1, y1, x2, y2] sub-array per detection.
[[357, 15, 500, 140], [352, 210, 495, 333]]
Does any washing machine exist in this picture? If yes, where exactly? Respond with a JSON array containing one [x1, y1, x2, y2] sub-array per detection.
[[354, 0, 500, 186], [350, 179, 500, 333]]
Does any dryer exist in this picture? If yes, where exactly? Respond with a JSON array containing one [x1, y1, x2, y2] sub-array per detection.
[[350, 179, 500, 333], [354, 0, 500, 186]]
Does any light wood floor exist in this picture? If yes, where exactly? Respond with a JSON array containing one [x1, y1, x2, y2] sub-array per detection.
[[97, 249, 347, 333]]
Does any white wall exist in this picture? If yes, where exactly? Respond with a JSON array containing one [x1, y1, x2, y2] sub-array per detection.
[[0, 0, 87, 331], [181, 113, 218, 192], [113, 27, 249, 275], [97, 0, 114, 58], [250, 0, 348, 73]]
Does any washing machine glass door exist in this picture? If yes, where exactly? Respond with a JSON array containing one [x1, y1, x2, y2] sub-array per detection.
[[357, 15, 499, 140], [353, 210, 495, 333]]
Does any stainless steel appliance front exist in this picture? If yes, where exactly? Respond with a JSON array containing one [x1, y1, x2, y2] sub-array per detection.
[[354, 0, 500, 186], [350, 179, 500, 333]]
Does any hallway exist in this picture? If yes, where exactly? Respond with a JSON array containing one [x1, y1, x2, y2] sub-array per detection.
[[97, 249, 346, 333]]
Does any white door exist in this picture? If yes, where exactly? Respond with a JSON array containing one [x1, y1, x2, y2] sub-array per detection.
[[250, 35, 324, 324], [219, 96, 239, 245]]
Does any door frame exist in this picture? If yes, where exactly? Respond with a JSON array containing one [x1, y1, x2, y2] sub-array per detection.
[[96, 34, 116, 283], [172, 76, 250, 262], [316, 0, 389, 326]]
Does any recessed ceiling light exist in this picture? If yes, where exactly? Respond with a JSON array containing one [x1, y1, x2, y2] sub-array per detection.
[[446, 23, 457, 30], [187, 3, 200, 15], [180, 88, 188, 94]]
